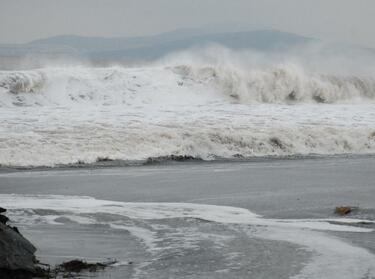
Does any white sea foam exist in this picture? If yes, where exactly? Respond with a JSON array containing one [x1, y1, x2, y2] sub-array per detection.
[[1, 64, 375, 107], [1, 194, 372, 232], [1, 194, 374, 279], [1, 58, 375, 167], [0, 101, 374, 167]]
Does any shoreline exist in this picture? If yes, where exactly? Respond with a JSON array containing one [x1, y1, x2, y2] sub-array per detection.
[[1, 152, 375, 174]]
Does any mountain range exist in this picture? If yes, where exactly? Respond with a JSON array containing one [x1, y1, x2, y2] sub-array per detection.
[[0, 28, 374, 68]]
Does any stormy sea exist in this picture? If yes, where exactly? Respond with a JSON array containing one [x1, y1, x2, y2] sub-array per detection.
[[1, 46, 375, 278]]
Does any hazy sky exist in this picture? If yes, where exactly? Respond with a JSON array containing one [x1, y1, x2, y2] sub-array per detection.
[[0, 0, 374, 47]]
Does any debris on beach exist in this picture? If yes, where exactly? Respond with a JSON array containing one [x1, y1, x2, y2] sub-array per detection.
[[56, 259, 117, 274], [335, 206, 353, 215], [145, 154, 200, 164]]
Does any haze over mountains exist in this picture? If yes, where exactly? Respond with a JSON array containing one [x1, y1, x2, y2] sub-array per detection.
[[0, 28, 374, 69]]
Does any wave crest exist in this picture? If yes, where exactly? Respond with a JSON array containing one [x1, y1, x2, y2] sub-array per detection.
[[0, 71, 45, 94], [1, 64, 375, 107], [172, 64, 375, 103]]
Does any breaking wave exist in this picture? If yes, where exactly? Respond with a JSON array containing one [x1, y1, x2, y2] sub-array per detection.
[[1, 63, 375, 107], [172, 64, 375, 104], [1, 59, 375, 167]]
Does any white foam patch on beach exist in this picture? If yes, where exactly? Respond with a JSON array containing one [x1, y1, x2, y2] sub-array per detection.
[[1, 194, 374, 279], [257, 227, 375, 279], [0, 64, 375, 167], [1, 194, 261, 223], [110, 224, 159, 252], [1, 194, 373, 232]]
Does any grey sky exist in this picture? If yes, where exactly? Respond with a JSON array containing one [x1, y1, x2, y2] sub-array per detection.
[[0, 0, 374, 47]]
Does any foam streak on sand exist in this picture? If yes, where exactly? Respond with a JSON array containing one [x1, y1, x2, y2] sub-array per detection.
[[1, 194, 375, 279]]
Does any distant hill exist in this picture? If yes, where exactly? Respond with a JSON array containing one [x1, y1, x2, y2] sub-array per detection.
[[1, 29, 375, 69], [28, 29, 311, 59], [0, 30, 311, 63]]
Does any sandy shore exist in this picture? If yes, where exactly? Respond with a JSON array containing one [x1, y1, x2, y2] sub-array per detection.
[[1, 156, 375, 278]]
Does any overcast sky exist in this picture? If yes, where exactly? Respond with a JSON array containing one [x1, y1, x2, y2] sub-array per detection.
[[0, 0, 374, 47]]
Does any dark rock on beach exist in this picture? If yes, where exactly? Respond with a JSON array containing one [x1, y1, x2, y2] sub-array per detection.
[[0, 214, 9, 225], [0, 207, 116, 278], [0, 208, 37, 278]]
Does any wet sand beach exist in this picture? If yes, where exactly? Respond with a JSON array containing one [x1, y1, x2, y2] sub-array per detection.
[[1, 156, 375, 278]]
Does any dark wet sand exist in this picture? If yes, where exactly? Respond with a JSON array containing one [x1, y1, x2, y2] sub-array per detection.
[[2, 156, 375, 218]]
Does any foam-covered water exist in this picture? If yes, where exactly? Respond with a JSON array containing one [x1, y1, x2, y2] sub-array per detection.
[[1, 194, 375, 279], [1, 59, 375, 167]]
